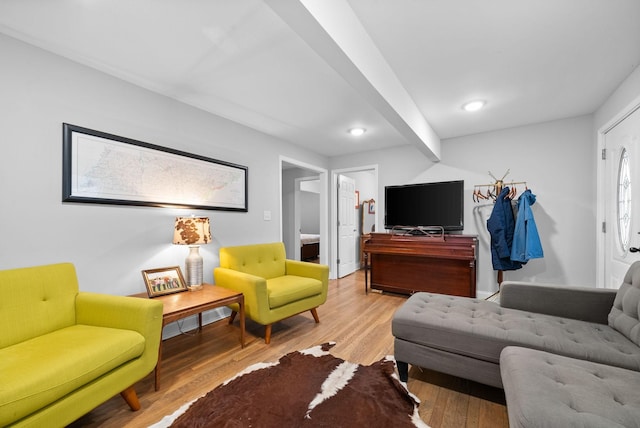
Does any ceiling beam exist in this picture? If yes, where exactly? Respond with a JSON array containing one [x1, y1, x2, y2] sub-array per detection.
[[266, 0, 441, 161]]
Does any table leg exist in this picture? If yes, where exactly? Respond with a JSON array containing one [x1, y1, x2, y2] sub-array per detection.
[[239, 295, 245, 348]]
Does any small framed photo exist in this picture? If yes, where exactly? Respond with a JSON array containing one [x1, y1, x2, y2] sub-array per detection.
[[368, 200, 375, 214], [142, 266, 187, 297]]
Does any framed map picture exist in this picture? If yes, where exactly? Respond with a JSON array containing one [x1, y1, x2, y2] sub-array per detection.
[[62, 123, 248, 211]]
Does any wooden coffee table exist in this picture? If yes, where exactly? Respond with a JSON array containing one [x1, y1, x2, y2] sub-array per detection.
[[131, 284, 245, 390]]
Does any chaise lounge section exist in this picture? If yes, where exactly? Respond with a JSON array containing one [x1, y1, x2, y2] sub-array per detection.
[[393, 261, 640, 426], [500, 346, 640, 428], [392, 262, 640, 388]]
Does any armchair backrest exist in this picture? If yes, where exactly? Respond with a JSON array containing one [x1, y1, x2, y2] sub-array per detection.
[[219, 242, 287, 280], [0, 263, 78, 349]]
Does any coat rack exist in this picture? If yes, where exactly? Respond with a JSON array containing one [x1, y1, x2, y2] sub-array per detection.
[[474, 170, 528, 292], [473, 169, 527, 203]]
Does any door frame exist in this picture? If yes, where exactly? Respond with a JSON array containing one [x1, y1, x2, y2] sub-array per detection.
[[280, 156, 328, 269], [330, 164, 379, 279], [596, 95, 640, 288]]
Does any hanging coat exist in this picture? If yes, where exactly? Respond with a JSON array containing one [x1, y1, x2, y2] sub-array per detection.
[[487, 187, 523, 271], [511, 189, 544, 262]]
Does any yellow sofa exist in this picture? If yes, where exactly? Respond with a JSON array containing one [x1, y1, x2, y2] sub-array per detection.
[[214, 242, 329, 344], [0, 263, 163, 427]]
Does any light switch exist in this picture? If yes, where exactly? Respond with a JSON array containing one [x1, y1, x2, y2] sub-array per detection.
[[263, 210, 271, 221]]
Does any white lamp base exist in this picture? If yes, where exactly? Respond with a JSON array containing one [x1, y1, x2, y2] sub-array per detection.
[[184, 245, 203, 290]]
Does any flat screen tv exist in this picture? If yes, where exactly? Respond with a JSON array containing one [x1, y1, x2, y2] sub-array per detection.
[[384, 180, 464, 232]]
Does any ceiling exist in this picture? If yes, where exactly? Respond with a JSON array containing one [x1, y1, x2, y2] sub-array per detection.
[[1, 0, 639, 159]]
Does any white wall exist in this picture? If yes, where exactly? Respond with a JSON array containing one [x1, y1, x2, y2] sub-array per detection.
[[346, 170, 377, 203], [300, 192, 320, 234], [595, 65, 640, 129], [442, 115, 596, 293], [0, 34, 329, 304], [332, 115, 596, 297]]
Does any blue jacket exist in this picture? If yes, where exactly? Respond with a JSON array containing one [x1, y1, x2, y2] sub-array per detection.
[[487, 187, 523, 271], [511, 189, 544, 262]]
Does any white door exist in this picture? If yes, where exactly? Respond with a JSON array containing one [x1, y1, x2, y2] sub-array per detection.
[[603, 106, 640, 288], [337, 174, 357, 278]]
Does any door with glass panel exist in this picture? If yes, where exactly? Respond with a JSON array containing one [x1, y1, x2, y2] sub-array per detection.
[[604, 106, 640, 288]]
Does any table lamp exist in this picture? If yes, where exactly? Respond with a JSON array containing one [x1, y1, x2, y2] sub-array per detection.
[[173, 216, 212, 290]]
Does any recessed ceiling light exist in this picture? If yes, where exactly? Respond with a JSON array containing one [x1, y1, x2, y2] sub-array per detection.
[[348, 127, 366, 136], [462, 100, 486, 112]]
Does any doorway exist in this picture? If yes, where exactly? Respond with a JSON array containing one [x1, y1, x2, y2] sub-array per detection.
[[331, 165, 378, 279], [599, 102, 640, 288], [280, 156, 328, 267]]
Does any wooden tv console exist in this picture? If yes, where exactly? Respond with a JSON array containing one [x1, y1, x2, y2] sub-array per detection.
[[363, 232, 477, 297]]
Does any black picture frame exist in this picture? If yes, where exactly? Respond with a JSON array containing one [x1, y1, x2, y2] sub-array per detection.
[[62, 123, 248, 211]]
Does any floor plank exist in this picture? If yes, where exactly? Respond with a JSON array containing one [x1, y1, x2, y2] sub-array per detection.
[[69, 270, 507, 427]]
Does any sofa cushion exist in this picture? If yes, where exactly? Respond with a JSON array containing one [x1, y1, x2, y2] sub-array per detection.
[[609, 260, 640, 346], [392, 292, 640, 371], [500, 346, 640, 428], [0, 324, 145, 425], [0, 263, 78, 349], [267, 275, 323, 309]]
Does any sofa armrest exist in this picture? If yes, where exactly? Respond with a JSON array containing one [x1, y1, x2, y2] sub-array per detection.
[[285, 260, 329, 291], [75, 292, 164, 369], [213, 267, 270, 320], [500, 281, 617, 324]]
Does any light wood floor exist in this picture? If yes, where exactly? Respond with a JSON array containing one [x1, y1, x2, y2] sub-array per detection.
[[70, 270, 508, 428]]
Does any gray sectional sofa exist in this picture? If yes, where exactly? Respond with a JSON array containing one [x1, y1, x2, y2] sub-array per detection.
[[392, 261, 640, 426]]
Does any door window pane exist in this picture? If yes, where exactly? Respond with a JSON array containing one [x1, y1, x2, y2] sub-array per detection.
[[618, 148, 632, 251]]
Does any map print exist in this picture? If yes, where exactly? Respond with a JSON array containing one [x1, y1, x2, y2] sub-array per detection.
[[71, 133, 246, 209]]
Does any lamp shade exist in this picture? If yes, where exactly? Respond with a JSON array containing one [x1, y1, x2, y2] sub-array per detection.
[[173, 217, 212, 245]]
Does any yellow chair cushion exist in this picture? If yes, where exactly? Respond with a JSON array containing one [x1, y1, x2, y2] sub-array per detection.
[[267, 275, 323, 309], [219, 242, 287, 279], [0, 324, 145, 425], [0, 264, 78, 349]]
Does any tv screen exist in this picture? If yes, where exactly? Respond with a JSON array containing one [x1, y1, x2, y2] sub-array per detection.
[[384, 180, 464, 231]]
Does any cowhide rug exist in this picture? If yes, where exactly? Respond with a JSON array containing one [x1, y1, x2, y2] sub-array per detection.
[[151, 342, 429, 428]]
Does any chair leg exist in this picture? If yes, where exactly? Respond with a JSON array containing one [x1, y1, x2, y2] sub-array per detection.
[[229, 310, 237, 325], [265, 324, 272, 344], [310, 307, 320, 323], [120, 386, 141, 411]]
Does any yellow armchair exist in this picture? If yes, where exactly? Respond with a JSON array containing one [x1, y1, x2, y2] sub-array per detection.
[[0, 263, 163, 427], [214, 242, 329, 344]]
